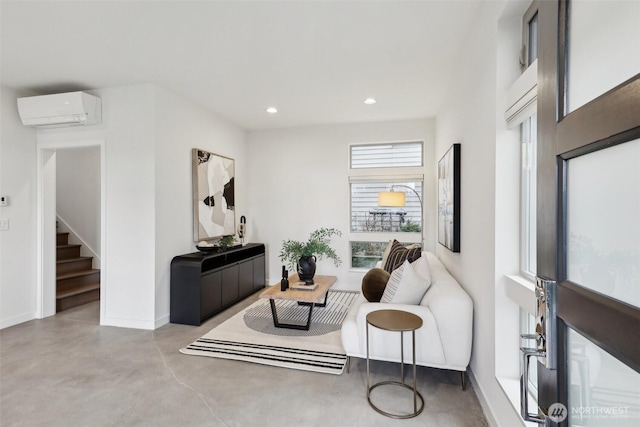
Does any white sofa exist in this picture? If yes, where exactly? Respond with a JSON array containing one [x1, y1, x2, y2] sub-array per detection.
[[340, 252, 473, 388]]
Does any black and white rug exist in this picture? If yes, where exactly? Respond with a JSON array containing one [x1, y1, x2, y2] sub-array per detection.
[[180, 290, 357, 375]]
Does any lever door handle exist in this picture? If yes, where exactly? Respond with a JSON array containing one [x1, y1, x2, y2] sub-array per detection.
[[520, 347, 547, 424]]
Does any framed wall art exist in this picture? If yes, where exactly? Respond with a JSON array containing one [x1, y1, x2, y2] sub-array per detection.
[[438, 143, 461, 252], [192, 148, 236, 241]]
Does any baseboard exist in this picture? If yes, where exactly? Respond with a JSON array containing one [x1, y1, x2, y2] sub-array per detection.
[[0, 312, 37, 330], [155, 314, 170, 329], [101, 315, 156, 330], [468, 368, 500, 427]]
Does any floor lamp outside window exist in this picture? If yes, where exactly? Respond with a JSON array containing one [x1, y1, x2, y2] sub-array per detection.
[[378, 185, 424, 248]]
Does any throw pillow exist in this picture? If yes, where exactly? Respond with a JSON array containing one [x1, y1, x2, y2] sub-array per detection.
[[383, 240, 422, 273], [380, 259, 430, 304], [411, 254, 432, 283], [379, 240, 394, 269], [361, 268, 391, 302]]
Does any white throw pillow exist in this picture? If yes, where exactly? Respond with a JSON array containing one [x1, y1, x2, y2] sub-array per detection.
[[380, 259, 430, 304], [411, 254, 432, 283]]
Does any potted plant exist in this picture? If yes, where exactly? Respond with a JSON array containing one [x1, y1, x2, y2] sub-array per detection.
[[279, 228, 342, 284]]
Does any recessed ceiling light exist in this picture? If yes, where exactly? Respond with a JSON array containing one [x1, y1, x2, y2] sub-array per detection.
[[266, 107, 278, 114], [364, 98, 377, 105]]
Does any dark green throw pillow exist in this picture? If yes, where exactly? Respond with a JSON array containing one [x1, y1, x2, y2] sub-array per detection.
[[361, 268, 391, 302]]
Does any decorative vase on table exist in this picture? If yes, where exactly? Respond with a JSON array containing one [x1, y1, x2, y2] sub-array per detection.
[[297, 255, 317, 285]]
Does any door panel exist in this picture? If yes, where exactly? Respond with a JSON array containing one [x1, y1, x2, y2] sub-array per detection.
[[566, 0, 640, 113], [567, 328, 640, 426], [566, 139, 640, 309], [534, 1, 640, 425]]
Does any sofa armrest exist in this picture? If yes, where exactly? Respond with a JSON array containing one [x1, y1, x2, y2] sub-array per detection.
[[353, 301, 438, 362], [422, 281, 473, 369]]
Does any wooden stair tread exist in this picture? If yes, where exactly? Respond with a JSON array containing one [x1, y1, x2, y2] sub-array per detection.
[[57, 283, 100, 299], [57, 256, 93, 265], [57, 244, 81, 249], [57, 269, 100, 280]]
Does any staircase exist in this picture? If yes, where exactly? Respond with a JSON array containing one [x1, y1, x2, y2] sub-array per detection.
[[56, 232, 100, 312]]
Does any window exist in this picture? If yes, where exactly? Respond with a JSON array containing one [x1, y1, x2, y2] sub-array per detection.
[[519, 1, 540, 402], [521, 114, 537, 279], [350, 142, 422, 168], [349, 142, 424, 269], [521, 1, 539, 70]]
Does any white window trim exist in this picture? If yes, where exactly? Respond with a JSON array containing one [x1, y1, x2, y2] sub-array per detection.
[[506, 59, 538, 129], [506, 274, 536, 316]]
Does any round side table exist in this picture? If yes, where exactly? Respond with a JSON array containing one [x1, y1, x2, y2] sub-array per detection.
[[366, 309, 424, 419]]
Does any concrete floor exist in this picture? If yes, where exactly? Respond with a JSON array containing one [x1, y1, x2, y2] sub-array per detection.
[[0, 294, 489, 427]]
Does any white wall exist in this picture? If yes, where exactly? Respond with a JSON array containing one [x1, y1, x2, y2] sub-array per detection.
[[154, 86, 246, 327], [37, 84, 158, 329], [0, 86, 38, 329], [435, 1, 526, 426], [246, 119, 435, 289], [56, 147, 101, 266], [1, 83, 250, 330]]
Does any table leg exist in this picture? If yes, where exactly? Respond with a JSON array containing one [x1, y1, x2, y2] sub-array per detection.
[[297, 291, 329, 308], [400, 331, 405, 385], [412, 330, 417, 413], [366, 322, 370, 397], [269, 298, 315, 331]]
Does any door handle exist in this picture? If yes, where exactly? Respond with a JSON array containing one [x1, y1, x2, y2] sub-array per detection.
[[535, 277, 557, 370], [520, 345, 547, 424]]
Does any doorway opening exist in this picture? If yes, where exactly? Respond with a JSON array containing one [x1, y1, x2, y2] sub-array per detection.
[[37, 140, 106, 324]]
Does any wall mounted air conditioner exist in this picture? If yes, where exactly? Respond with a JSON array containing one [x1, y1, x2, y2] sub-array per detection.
[[17, 91, 102, 128]]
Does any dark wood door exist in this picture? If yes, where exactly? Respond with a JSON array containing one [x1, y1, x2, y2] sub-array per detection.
[[535, 1, 640, 425]]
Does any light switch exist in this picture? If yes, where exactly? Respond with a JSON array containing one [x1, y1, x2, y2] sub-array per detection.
[[0, 219, 8, 231], [0, 196, 7, 207]]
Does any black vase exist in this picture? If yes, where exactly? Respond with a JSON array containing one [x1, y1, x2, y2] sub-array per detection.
[[297, 255, 317, 285]]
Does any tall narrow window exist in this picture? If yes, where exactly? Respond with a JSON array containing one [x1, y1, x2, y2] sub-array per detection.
[[527, 12, 539, 65], [521, 114, 537, 279], [521, 1, 539, 71]]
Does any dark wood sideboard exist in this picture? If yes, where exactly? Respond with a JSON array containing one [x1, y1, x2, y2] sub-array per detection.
[[170, 243, 266, 325]]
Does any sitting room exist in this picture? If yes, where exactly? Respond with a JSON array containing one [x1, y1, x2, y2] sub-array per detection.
[[2, 1, 638, 426]]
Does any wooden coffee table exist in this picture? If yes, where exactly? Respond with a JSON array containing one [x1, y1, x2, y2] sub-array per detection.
[[259, 274, 337, 330]]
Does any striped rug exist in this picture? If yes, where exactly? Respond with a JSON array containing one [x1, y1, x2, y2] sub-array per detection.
[[180, 290, 357, 375]]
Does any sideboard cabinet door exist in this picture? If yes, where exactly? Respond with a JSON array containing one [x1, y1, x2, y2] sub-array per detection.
[[253, 256, 266, 291], [221, 263, 239, 307], [200, 270, 222, 320]]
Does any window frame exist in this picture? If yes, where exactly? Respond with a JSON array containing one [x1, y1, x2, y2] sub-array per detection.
[[348, 141, 424, 270], [520, 114, 537, 281], [521, 0, 540, 71]]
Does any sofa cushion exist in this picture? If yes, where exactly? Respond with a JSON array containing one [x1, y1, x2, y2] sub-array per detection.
[[381, 259, 430, 304], [383, 240, 422, 273], [361, 268, 390, 302]]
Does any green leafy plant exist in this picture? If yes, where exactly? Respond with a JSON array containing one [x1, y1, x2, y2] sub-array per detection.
[[279, 228, 342, 272], [400, 220, 422, 233], [217, 235, 237, 250]]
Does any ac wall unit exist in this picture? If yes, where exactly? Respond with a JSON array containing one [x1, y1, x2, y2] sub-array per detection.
[[17, 91, 102, 128]]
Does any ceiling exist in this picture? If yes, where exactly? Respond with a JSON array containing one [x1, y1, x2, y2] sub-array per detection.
[[1, 1, 483, 131]]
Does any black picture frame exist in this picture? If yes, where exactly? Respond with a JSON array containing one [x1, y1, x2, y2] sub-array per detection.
[[438, 143, 461, 252]]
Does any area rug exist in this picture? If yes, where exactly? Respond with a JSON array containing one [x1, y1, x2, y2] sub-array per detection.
[[180, 290, 357, 375]]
